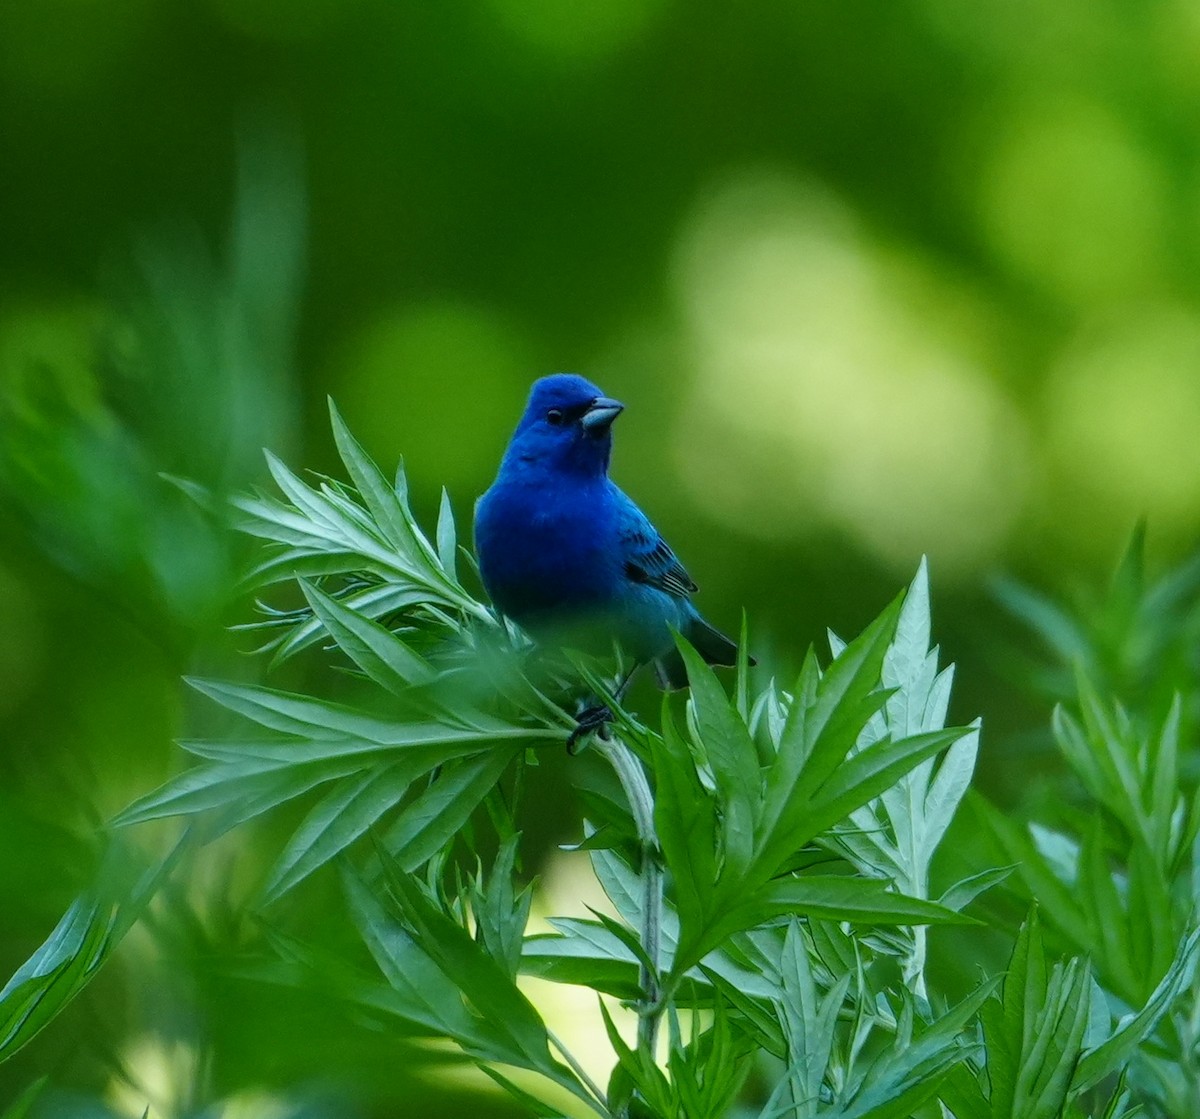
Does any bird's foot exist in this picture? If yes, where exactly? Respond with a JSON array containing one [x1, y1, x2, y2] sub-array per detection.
[[567, 703, 613, 754]]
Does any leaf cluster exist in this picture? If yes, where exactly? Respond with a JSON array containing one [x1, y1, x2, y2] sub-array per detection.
[[0, 413, 1196, 1119]]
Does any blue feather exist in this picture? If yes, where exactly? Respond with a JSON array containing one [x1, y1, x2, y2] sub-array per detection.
[[474, 374, 739, 680]]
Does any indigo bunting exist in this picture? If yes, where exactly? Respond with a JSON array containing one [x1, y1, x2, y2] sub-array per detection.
[[474, 374, 741, 703]]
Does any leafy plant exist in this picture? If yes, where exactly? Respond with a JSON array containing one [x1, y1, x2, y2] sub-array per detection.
[[987, 534, 1200, 1115], [1, 413, 1196, 1118]]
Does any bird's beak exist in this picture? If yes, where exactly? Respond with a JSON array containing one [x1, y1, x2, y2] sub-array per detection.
[[580, 396, 624, 432]]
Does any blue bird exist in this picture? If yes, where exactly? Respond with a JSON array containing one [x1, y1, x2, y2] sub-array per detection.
[[474, 374, 742, 727]]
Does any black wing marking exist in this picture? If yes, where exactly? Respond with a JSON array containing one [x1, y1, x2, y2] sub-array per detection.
[[622, 527, 698, 599]]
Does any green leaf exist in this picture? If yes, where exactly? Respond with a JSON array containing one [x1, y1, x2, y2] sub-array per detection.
[[776, 920, 846, 1117], [375, 846, 557, 1075], [921, 722, 980, 859], [761, 597, 900, 846], [383, 748, 519, 871], [677, 637, 759, 878], [329, 398, 437, 567], [972, 796, 1091, 951], [1014, 958, 1091, 1119], [0, 840, 179, 1062], [0, 1078, 46, 1119], [473, 835, 532, 979], [992, 576, 1093, 668], [299, 580, 435, 692], [650, 703, 718, 934], [880, 558, 934, 740], [937, 864, 1014, 912], [1073, 925, 1200, 1093], [342, 869, 495, 1044], [982, 910, 1042, 1117], [522, 923, 641, 999], [182, 726, 533, 766], [263, 762, 424, 902], [1148, 696, 1181, 862], [436, 487, 457, 580], [797, 727, 969, 848], [757, 876, 975, 927], [269, 584, 447, 665], [241, 547, 390, 590], [675, 876, 970, 978], [1078, 816, 1133, 996], [1125, 837, 1176, 989], [477, 1065, 567, 1118], [186, 677, 435, 743], [937, 1065, 991, 1119], [114, 757, 356, 827], [116, 721, 527, 829], [700, 966, 785, 1058]]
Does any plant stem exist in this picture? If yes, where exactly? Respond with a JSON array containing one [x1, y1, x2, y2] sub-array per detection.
[[594, 733, 664, 1058], [547, 1030, 612, 1117]]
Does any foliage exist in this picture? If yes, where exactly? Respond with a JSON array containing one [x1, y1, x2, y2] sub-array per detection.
[[986, 532, 1200, 1116], [1, 416, 1198, 1117], [0, 840, 179, 1066]]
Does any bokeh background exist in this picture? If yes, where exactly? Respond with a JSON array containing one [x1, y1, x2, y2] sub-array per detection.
[[2, 1, 1199, 1115]]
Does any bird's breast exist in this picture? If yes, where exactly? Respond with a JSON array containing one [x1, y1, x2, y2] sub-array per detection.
[[474, 478, 622, 620]]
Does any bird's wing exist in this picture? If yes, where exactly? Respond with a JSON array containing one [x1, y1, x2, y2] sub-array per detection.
[[615, 492, 698, 600]]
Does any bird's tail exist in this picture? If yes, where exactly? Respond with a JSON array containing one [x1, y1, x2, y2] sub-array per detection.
[[655, 615, 745, 690]]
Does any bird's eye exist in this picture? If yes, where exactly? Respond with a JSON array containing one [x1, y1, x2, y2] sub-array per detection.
[[546, 408, 564, 425]]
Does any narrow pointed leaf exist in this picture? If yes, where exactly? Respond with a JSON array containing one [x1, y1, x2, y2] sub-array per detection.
[[263, 763, 421, 902], [300, 579, 435, 692], [436, 488, 457, 579]]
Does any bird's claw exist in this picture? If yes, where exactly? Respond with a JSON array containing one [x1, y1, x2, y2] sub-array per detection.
[[566, 703, 613, 754]]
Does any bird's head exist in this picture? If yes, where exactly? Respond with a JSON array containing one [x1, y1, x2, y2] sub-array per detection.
[[503, 373, 625, 478]]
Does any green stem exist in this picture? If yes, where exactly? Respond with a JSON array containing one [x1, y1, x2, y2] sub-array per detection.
[[594, 734, 664, 1059], [547, 1030, 612, 1117]]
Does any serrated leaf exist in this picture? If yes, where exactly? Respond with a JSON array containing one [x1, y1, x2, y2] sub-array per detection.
[[1015, 959, 1091, 1119], [241, 548, 386, 590], [521, 923, 641, 999], [762, 598, 901, 844], [939, 1065, 991, 1119], [117, 724, 529, 829], [759, 876, 975, 927], [777, 920, 844, 1116], [186, 677, 421, 743], [701, 966, 785, 1058]]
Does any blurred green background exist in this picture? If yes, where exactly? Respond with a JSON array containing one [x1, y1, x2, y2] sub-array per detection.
[[2, 0, 1199, 1115]]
